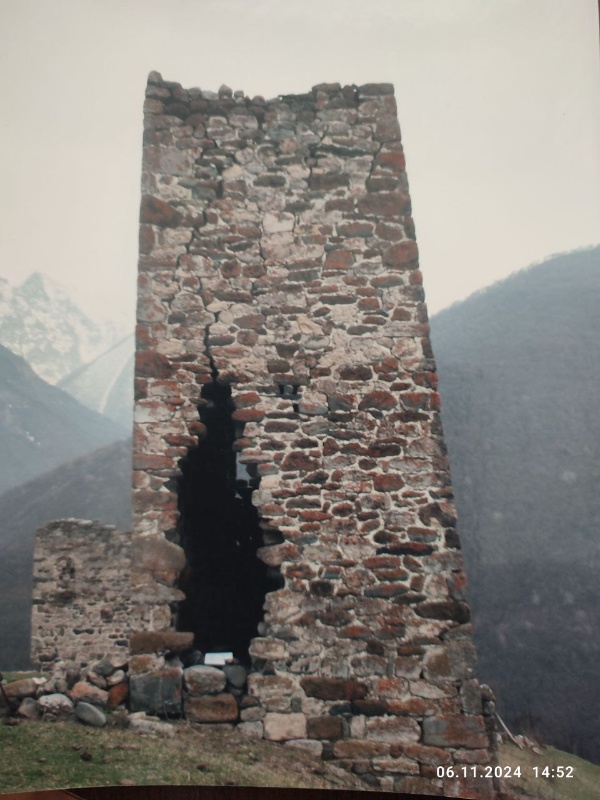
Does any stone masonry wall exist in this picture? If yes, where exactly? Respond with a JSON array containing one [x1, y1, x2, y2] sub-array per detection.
[[131, 73, 498, 797], [31, 520, 131, 669]]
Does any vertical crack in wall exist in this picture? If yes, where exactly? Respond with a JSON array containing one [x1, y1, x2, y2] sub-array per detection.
[[175, 337, 282, 664]]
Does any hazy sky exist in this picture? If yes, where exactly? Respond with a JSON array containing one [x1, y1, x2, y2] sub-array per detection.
[[0, 0, 598, 323]]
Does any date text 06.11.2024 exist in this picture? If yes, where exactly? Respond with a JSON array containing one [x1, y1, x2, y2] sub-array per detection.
[[436, 765, 575, 779]]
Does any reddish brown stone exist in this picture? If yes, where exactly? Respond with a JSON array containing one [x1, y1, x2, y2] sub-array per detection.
[[392, 307, 412, 321], [232, 407, 265, 423], [351, 699, 388, 716], [307, 716, 344, 740], [129, 631, 194, 655], [383, 240, 419, 267], [300, 677, 368, 701], [68, 682, 108, 707], [184, 693, 239, 723], [234, 392, 260, 407], [371, 274, 404, 288], [140, 195, 183, 227], [139, 225, 155, 254], [324, 249, 354, 270], [235, 314, 265, 330], [132, 454, 172, 470], [358, 391, 397, 411], [107, 682, 129, 710], [366, 176, 399, 192], [373, 473, 405, 491], [339, 365, 373, 381], [340, 623, 371, 638], [375, 150, 406, 171], [136, 351, 172, 378], [4, 678, 41, 700], [337, 221, 375, 238], [282, 452, 320, 471]]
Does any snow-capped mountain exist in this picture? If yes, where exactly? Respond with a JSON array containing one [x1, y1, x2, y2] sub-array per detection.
[[0, 272, 129, 384]]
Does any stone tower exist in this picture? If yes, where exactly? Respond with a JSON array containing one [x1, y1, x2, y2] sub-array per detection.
[[130, 72, 497, 796]]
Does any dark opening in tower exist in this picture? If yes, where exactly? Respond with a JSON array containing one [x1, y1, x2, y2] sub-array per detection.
[[176, 374, 281, 664]]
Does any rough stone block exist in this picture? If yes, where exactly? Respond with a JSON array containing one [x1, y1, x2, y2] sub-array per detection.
[[240, 706, 266, 722], [248, 674, 298, 711], [68, 682, 109, 708], [132, 534, 186, 586], [238, 721, 264, 738], [107, 682, 129, 709], [129, 667, 183, 717], [423, 641, 477, 681], [284, 739, 323, 757], [365, 715, 421, 744], [184, 693, 239, 723], [129, 631, 193, 655], [422, 715, 488, 749], [263, 712, 307, 741], [3, 678, 40, 700], [300, 677, 368, 701], [223, 664, 248, 689], [248, 637, 287, 661], [306, 715, 344, 740], [184, 666, 226, 695]]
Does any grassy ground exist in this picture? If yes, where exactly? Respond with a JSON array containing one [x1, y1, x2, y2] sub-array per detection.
[[0, 717, 363, 793], [1, 713, 599, 798], [500, 742, 600, 800]]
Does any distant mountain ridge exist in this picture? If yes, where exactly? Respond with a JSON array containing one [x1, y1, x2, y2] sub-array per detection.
[[0, 272, 128, 384], [0, 343, 128, 494], [430, 244, 600, 763]]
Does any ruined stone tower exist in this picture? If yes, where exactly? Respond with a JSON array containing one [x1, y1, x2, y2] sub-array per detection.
[[30, 73, 498, 797], [128, 72, 497, 795]]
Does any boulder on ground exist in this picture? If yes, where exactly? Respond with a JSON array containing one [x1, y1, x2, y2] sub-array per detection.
[[37, 693, 74, 717], [75, 701, 107, 728]]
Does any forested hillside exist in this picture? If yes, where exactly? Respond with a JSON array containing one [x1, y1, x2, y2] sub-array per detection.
[[430, 246, 600, 763]]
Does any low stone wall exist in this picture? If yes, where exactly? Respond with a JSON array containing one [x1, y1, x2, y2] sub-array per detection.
[[31, 520, 132, 669], [5, 642, 500, 798]]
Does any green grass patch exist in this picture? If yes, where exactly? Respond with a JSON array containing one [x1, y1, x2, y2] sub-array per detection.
[[0, 718, 362, 793], [1, 718, 599, 798], [500, 742, 600, 800], [0, 671, 43, 683]]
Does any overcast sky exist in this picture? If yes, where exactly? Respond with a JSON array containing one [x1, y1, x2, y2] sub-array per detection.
[[0, 0, 598, 323]]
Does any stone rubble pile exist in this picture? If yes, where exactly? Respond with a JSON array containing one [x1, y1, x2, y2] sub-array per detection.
[[1, 647, 251, 731]]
